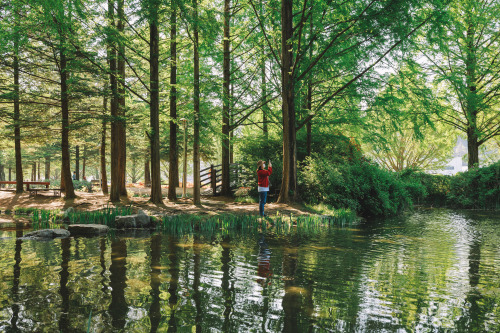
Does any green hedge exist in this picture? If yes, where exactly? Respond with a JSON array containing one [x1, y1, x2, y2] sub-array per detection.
[[299, 155, 412, 217]]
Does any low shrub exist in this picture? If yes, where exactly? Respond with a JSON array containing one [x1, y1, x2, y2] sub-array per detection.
[[447, 161, 500, 209], [398, 169, 450, 206], [300, 155, 412, 217]]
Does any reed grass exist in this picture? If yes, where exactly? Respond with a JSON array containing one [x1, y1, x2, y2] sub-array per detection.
[[160, 209, 357, 235], [65, 205, 133, 227]]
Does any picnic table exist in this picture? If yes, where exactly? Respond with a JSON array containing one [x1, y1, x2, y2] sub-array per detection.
[[0, 181, 50, 190], [28, 188, 62, 197]]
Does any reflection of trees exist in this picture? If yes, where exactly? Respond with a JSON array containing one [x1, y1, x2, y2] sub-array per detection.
[[220, 236, 234, 332], [149, 234, 162, 332], [457, 237, 484, 331], [109, 238, 128, 329], [281, 241, 300, 333], [167, 236, 179, 332], [192, 235, 202, 333], [58, 237, 71, 332], [99, 237, 108, 294], [7, 225, 23, 332]]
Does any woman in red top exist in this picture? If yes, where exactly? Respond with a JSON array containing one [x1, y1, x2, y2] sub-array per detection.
[[257, 160, 272, 217]]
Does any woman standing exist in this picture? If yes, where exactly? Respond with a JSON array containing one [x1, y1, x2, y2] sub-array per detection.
[[257, 160, 272, 217]]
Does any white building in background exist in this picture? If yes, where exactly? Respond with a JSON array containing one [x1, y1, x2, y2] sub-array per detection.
[[432, 138, 468, 175]]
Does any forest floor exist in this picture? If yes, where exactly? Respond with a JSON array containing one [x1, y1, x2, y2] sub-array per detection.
[[0, 186, 311, 219]]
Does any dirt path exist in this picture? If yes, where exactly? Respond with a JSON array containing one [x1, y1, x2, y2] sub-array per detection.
[[0, 187, 310, 218]]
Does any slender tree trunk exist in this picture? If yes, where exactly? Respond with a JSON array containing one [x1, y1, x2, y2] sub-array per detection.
[[13, 22, 23, 193], [45, 156, 50, 180], [100, 97, 109, 194], [306, 83, 312, 157], [149, 0, 163, 204], [262, 60, 268, 138], [108, 0, 120, 201], [465, 18, 479, 169], [82, 146, 86, 179], [101, 98, 109, 194], [168, 0, 179, 201], [31, 163, 35, 181], [144, 157, 151, 186], [75, 145, 80, 180], [9, 167, 12, 181], [117, 0, 127, 196], [193, 0, 201, 205], [221, 0, 231, 196], [60, 45, 76, 198], [37, 160, 40, 180], [278, 0, 297, 203]]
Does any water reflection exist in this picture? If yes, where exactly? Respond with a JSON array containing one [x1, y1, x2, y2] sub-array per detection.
[[149, 234, 162, 332], [109, 237, 128, 329], [59, 237, 70, 332], [167, 236, 179, 332], [0, 209, 498, 332]]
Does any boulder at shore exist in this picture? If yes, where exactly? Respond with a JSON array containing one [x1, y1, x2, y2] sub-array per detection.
[[20, 229, 70, 240], [115, 210, 152, 229], [68, 224, 109, 236]]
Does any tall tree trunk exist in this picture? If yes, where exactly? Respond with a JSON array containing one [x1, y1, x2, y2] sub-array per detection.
[[109, 0, 120, 201], [262, 59, 268, 138], [193, 0, 201, 205], [37, 160, 40, 180], [221, 0, 231, 196], [465, 18, 479, 169], [278, 0, 297, 203], [168, 0, 179, 201], [31, 163, 35, 181], [144, 157, 151, 186], [13, 20, 23, 193], [117, 0, 127, 196], [82, 146, 86, 179], [9, 167, 12, 181], [45, 156, 50, 180], [75, 145, 80, 180], [60, 45, 76, 198], [149, 0, 163, 204], [306, 83, 312, 157], [101, 97, 109, 194]]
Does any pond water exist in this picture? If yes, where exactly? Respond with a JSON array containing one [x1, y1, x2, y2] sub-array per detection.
[[0, 209, 499, 332]]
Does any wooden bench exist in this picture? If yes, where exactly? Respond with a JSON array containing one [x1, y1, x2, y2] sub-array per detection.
[[0, 181, 50, 190], [28, 188, 62, 197]]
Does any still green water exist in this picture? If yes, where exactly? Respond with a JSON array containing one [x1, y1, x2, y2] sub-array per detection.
[[0, 209, 499, 332]]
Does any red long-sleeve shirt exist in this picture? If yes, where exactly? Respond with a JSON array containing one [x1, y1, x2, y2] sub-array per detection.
[[257, 167, 272, 188]]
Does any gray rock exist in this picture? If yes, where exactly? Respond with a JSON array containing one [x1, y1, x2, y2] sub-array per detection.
[[21, 229, 70, 240], [115, 215, 137, 229], [115, 212, 152, 229], [68, 224, 109, 236], [135, 211, 151, 228]]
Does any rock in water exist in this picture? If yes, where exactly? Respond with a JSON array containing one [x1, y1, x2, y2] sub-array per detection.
[[68, 224, 109, 236], [20, 229, 70, 240], [115, 211, 152, 229]]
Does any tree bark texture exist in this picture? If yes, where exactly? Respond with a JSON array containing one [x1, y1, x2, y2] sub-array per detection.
[[60, 46, 76, 198], [149, 0, 163, 204], [45, 156, 50, 180], [278, 0, 297, 203], [221, 0, 231, 196], [108, 0, 120, 201], [82, 146, 86, 179], [13, 27, 23, 193], [306, 83, 312, 157], [465, 19, 479, 169], [75, 145, 80, 180], [101, 97, 109, 194], [117, 0, 127, 196], [168, 0, 179, 201], [144, 157, 151, 186], [193, 0, 201, 205]]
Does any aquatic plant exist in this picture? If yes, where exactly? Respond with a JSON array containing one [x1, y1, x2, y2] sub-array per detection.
[[160, 210, 357, 235], [66, 205, 133, 227]]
